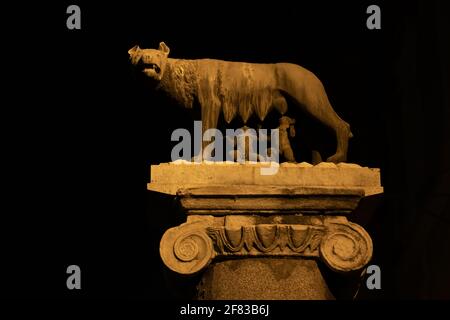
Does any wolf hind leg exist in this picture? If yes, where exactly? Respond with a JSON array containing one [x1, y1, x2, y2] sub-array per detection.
[[300, 100, 351, 163], [326, 120, 351, 163]]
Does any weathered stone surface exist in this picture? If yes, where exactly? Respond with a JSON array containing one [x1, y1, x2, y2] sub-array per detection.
[[160, 220, 215, 275], [197, 258, 335, 300], [159, 216, 372, 275], [178, 186, 364, 215], [148, 162, 383, 196], [152, 162, 382, 299]]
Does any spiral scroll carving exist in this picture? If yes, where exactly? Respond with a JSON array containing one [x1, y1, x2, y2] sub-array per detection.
[[319, 222, 373, 272], [160, 220, 373, 275], [160, 222, 214, 275]]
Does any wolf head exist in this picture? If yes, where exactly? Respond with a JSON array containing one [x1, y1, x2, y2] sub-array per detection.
[[128, 42, 170, 80]]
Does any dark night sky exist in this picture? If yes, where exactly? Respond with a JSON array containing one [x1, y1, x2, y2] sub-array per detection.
[[2, 0, 449, 302]]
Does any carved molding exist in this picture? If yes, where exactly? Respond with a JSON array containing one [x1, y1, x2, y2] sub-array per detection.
[[160, 220, 372, 275], [177, 186, 364, 215], [207, 224, 325, 256], [160, 221, 215, 275]]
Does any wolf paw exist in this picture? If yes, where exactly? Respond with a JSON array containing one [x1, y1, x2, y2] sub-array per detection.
[[326, 152, 346, 163]]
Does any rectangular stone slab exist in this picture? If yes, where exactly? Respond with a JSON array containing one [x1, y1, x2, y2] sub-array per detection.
[[148, 162, 383, 196], [177, 186, 364, 215]]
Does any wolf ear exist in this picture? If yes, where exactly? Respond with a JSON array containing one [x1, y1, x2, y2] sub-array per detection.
[[128, 45, 141, 56], [158, 42, 170, 55], [128, 45, 142, 65]]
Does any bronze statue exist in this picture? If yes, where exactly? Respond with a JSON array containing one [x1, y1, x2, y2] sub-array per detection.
[[129, 42, 352, 163]]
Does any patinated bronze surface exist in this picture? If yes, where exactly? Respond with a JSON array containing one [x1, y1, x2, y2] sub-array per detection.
[[129, 42, 352, 163]]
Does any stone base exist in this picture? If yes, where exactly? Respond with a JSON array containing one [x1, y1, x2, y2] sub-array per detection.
[[198, 258, 334, 300], [150, 162, 383, 300], [148, 162, 383, 196]]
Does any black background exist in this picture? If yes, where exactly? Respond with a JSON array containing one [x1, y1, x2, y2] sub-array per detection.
[[3, 0, 449, 301]]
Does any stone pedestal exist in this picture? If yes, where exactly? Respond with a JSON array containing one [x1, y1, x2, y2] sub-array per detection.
[[150, 162, 383, 300], [198, 258, 335, 300]]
